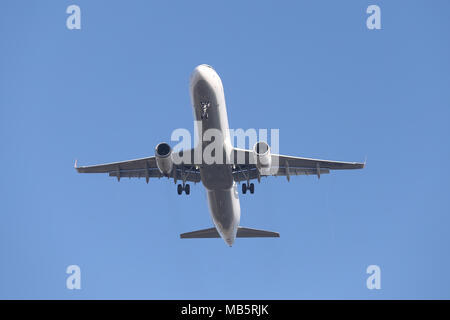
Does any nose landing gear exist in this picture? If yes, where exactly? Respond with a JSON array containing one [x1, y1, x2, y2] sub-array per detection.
[[200, 102, 210, 120]]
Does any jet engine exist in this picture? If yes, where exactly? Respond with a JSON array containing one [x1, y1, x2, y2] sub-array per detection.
[[155, 142, 173, 175], [253, 141, 272, 169]]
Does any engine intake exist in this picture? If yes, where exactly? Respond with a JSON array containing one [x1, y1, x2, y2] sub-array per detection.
[[155, 142, 173, 175], [253, 141, 272, 169]]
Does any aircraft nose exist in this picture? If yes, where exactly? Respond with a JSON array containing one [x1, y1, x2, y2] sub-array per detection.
[[190, 64, 214, 84], [196, 64, 214, 72], [199, 64, 213, 69]]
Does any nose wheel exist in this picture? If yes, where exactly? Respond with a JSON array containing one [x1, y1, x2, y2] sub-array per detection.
[[242, 183, 254, 194], [177, 183, 190, 195]]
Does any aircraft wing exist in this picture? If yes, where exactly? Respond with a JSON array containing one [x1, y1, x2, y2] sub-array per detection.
[[75, 151, 201, 183], [232, 148, 364, 182]]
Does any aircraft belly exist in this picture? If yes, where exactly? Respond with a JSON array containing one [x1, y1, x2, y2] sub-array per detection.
[[206, 184, 240, 243], [200, 165, 233, 190]]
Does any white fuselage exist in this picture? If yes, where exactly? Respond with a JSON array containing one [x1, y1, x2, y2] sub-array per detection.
[[189, 64, 240, 246]]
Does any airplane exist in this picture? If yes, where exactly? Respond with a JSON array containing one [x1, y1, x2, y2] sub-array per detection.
[[75, 64, 364, 246]]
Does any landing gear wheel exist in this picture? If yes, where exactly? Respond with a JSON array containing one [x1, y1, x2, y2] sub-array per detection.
[[185, 184, 190, 195], [249, 183, 255, 194], [242, 183, 247, 194], [177, 184, 183, 195]]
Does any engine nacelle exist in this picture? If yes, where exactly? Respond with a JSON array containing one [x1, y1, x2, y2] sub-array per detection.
[[253, 141, 272, 169], [155, 142, 173, 175]]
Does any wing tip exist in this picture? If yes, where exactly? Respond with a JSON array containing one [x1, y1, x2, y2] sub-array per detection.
[[362, 155, 367, 168], [74, 159, 83, 173]]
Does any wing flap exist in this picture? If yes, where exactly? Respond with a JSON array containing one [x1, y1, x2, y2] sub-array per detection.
[[108, 167, 201, 182], [275, 167, 330, 176]]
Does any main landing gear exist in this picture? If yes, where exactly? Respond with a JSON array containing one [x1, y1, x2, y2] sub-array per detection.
[[177, 183, 190, 195], [242, 183, 255, 194]]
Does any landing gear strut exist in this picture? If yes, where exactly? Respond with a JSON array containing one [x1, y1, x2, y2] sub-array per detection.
[[177, 165, 193, 195], [239, 165, 255, 195]]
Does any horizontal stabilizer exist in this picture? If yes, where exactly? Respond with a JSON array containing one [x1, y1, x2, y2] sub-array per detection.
[[180, 227, 279, 239], [180, 227, 220, 238], [236, 227, 279, 238]]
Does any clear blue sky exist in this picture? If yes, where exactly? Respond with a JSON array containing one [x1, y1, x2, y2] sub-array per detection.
[[1, 0, 449, 299]]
